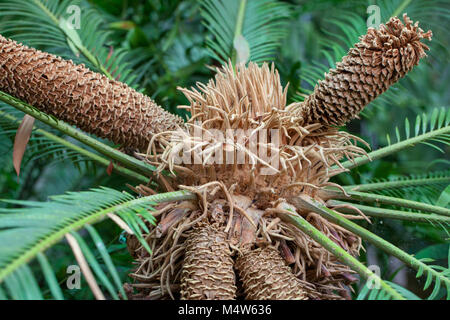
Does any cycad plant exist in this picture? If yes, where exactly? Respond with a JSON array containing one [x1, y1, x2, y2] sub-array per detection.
[[0, 0, 449, 300]]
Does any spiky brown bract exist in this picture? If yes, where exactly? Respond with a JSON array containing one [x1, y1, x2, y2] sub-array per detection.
[[180, 222, 236, 300], [0, 35, 183, 151], [296, 14, 432, 126], [235, 246, 308, 300], [147, 62, 367, 204], [134, 59, 369, 300]]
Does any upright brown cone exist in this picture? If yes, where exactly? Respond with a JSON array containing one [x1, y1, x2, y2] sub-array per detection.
[[0, 35, 183, 151], [298, 14, 432, 126], [180, 223, 236, 300], [235, 246, 309, 300]]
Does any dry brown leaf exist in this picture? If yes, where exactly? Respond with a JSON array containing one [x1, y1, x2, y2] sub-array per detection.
[[107, 213, 134, 234], [13, 114, 35, 177], [106, 161, 114, 176], [65, 233, 106, 300]]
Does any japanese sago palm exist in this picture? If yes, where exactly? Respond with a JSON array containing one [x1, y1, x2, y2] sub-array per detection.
[[0, 11, 442, 301]]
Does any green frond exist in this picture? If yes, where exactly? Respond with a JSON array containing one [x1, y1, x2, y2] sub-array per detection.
[[84, 225, 126, 299], [345, 170, 450, 205], [68, 231, 120, 300], [346, 170, 450, 193], [3, 265, 43, 300], [322, 189, 450, 217], [290, 195, 450, 300], [338, 107, 450, 170], [437, 186, 450, 208], [36, 253, 64, 300], [0, 0, 138, 86], [385, 107, 450, 151], [357, 280, 421, 300], [278, 207, 406, 300], [329, 200, 450, 225], [0, 187, 135, 281], [200, 0, 292, 65], [0, 188, 195, 299]]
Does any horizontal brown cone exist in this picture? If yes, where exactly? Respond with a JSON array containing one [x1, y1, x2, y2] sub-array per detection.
[[300, 14, 432, 126], [180, 222, 236, 300], [235, 246, 308, 300], [0, 35, 183, 151]]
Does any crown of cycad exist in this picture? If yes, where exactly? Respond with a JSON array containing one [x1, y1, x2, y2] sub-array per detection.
[[0, 35, 183, 151], [297, 14, 432, 126]]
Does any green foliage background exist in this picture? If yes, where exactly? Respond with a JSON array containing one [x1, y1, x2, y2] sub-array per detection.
[[0, 0, 448, 300]]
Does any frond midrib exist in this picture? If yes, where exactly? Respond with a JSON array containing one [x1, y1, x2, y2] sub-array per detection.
[[0, 190, 196, 282]]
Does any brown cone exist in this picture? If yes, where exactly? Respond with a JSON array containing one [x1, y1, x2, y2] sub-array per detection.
[[235, 246, 308, 300], [180, 222, 236, 300], [0, 35, 183, 151], [300, 14, 432, 126]]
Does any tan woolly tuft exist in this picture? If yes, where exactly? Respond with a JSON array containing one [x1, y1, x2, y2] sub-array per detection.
[[145, 62, 368, 203], [295, 14, 432, 126], [178, 61, 293, 122], [0, 35, 183, 151], [180, 222, 236, 300]]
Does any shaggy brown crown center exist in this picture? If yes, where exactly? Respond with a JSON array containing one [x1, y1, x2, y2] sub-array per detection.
[[145, 62, 367, 205]]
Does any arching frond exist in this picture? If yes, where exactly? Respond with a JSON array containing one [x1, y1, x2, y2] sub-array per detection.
[[0, 187, 147, 282], [344, 170, 450, 205], [290, 195, 450, 300], [200, 0, 292, 65], [0, 188, 195, 299], [277, 206, 406, 300], [357, 280, 421, 300], [338, 107, 450, 170]]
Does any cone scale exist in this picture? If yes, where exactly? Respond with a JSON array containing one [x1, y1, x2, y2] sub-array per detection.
[[0, 35, 183, 152], [235, 246, 309, 300], [298, 14, 432, 126], [180, 223, 236, 300]]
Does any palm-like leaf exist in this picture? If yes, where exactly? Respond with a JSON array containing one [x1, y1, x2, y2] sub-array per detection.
[[0, 187, 149, 281], [0, 187, 195, 299], [345, 170, 450, 205], [338, 108, 450, 171], [200, 0, 292, 64], [290, 195, 450, 300]]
